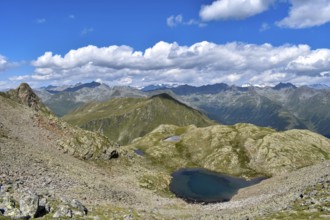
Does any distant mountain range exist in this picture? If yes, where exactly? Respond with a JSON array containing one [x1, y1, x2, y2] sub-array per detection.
[[146, 83, 330, 139], [35, 81, 330, 139], [35, 82, 146, 116]]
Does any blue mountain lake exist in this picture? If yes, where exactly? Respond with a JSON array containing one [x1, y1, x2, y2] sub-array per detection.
[[169, 168, 265, 203]]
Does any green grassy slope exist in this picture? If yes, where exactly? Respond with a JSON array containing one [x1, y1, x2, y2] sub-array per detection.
[[63, 93, 215, 145], [129, 123, 330, 179]]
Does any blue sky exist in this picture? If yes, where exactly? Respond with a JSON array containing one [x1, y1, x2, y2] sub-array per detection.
[[1, 0, 330, 90]]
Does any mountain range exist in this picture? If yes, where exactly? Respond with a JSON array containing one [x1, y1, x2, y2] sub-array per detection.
[[35, 82, 145, 116], [36, 81, 330, 138]]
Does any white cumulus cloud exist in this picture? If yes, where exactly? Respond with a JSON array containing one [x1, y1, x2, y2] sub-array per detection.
[[199, 0, 274, 21], [198, 0, 330, 29], [277, 0, 330, 28], [21, 41, 330, 87], [287, 49, 330, 73]]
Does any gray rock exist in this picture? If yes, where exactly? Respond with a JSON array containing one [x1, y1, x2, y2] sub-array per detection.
[[5, 208, 25, 219], [53, 205, 72, 218], [39, 197, 51, 213], [0, 194, 20, 216], [53, 199, 87, 218], [70, 199, 88, 216], [19, 191, 39, 218]]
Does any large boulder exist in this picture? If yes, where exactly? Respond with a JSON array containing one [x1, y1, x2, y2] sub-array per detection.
[[19, 191, 39, 218], [70, 199, 88, 216], [53, 199, 88, 218], [53, 205, 73, 218], [0, 185, 50, 219], [0, 193, 25, 219]]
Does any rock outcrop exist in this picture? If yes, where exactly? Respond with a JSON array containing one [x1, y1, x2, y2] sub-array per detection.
[[0, 180, 87, 219], [52, 198, 88, 218], [4, 83, 52, 114]]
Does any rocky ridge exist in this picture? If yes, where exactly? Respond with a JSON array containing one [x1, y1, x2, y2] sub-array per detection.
[[1, 84, 119, 160]]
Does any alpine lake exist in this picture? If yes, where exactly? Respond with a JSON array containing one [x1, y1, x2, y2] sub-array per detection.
[[136, 135, 266, 204], [169, 168, 265, 203]]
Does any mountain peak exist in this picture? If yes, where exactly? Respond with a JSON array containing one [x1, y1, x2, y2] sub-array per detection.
[[7, 83, 51, 114], [149, 93, 195, 110], [62, 81, 101, 93], [16, 83, 41, 108], [150, 93, 176, 101], [273, 82, 297, 90]]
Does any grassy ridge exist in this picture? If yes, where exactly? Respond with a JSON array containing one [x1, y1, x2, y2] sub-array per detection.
[[63, 94, 215, 145], [129, 123, 330, 179]]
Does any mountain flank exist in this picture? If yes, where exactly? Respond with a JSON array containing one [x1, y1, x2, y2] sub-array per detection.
[[0, 83, 119, 160], [63, 93, 215, 145], [0, 83, 136, 219]]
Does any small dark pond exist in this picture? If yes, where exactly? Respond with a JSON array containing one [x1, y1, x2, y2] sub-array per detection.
[[134, 149, 145, 156], [164, 136, 181, 142], [169, 168, 265, 203]]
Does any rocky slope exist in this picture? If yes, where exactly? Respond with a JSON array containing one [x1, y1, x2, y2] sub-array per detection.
[[63, 93, 215, 145], [259, 86, 330, 138], [0, 83, 119, 161], [179, 87, 307, 131], [0, 84, 127, 219]]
